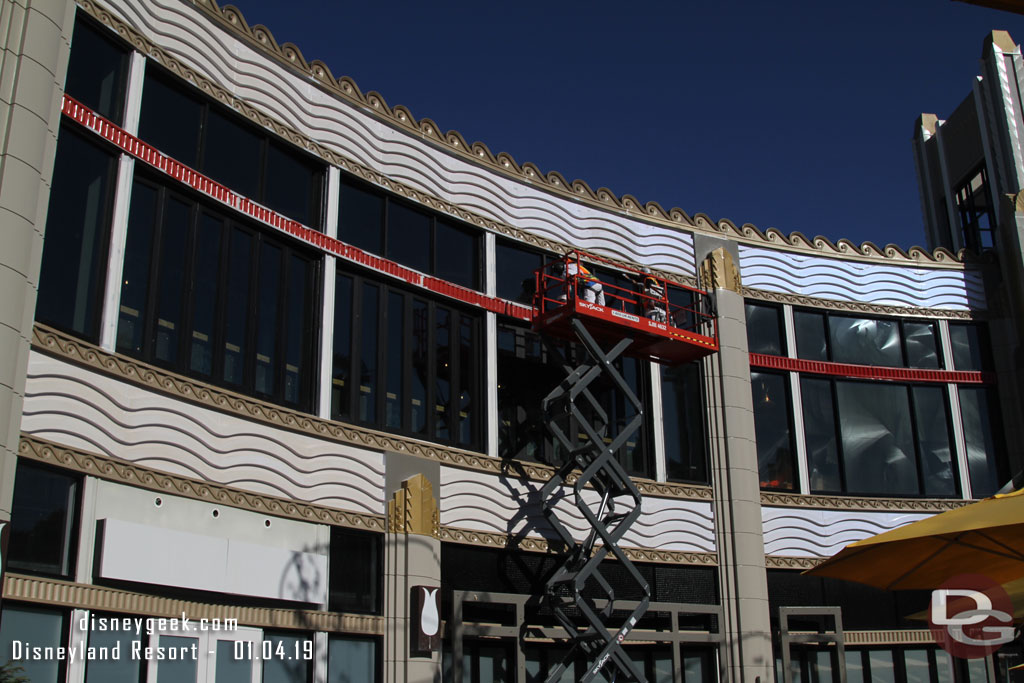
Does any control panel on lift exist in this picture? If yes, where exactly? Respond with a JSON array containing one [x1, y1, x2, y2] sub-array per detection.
[[531, 250, 719, 365]]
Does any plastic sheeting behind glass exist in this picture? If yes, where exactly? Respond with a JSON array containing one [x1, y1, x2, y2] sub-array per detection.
[[829, 317, 902, 367], [835, 381, 918, 496]]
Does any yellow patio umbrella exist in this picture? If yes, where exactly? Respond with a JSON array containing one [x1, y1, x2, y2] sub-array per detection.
[[806, 488, 1024, 591]]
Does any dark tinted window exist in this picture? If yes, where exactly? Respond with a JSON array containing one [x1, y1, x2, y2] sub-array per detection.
[[262, 632, 312, 683], [794, 310, 828, 361], [116, 176, 317, 411], [339, 182, 384, 255], [661, 363, 707, 484], [203, 108, 262, 200], [751, 371, 796, 490], [903, 322, 940, 369], [138, 72, 202, 168], [338, 179, 481, 289], [0, 605, 66, 682], [329, 637, 379, 683], [745, 303, 784, 356], [495, 239, 545, 303], [8, 461, 79, 577], [36, 126, 117, 341], [949, 323, 990, 372], [959, 386, 1007, 497], [801, 377, 841, 493], [138, 69, 323, 228], [65, 17, 129, 124], [85, 613, 143, 682], [829, 316, 902, 367], [329, 527, 382, 614]]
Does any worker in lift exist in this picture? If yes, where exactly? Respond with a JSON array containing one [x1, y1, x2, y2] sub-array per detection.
[[627, 268, 667, 322], [561, 258, 605, 306]]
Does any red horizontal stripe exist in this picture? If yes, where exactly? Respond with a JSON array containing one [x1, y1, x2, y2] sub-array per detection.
[[61, 95, 532, 322], [749, 353, 993, 385]]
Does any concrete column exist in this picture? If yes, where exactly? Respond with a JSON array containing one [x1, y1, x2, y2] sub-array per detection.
[[383, 454, 442, 683], [0, 0, 76, 534], [695, 237, 773, 683]]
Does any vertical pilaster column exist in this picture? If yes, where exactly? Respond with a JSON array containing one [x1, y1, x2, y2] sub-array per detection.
[[697, 241, 772, 683], [384, 464, 442, 683], [0, 0, 77, 570]]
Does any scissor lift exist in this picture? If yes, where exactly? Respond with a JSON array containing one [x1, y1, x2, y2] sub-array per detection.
[[531, 251, 718, 683]]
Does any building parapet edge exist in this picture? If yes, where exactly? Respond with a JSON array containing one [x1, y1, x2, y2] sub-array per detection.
[[81, 0, 972, 268]]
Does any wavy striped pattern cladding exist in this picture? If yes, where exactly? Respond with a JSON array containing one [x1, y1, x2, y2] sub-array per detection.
[[761, 506, 932, 558], [440, 467, 716, 553], [102, 0, 697, 276], [738, 245, 985, 310], [22, 352, 385, 515]]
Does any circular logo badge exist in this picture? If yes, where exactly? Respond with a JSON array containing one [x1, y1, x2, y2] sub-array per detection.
[[928, 573, 1014, 659]]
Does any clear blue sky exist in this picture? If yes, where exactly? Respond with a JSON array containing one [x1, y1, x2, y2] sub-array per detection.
[[225, 0, 1020, 250]]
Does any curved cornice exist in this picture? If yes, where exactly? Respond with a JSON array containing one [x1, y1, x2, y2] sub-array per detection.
[[741, 285, 984, 319], [84, 0, 973, 268], [760, 491, 969, 513], [30, 324, 713, 503]]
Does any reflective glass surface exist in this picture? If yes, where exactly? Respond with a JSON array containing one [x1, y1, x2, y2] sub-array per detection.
[[801, 377, 841, 493], [794, 310, 828, 361], [835, 381, 918, 495], [745, 304, 784, 356], [829, 316, 902, 367], [9, 461, 78, 576], [0, 606, 64, 683], [751, 371, 796, 489], [66, 18, 129, 124], [328, 637, 377, 683]]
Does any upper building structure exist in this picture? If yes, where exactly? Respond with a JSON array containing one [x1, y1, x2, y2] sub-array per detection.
[[0, 1, 1016, 682]]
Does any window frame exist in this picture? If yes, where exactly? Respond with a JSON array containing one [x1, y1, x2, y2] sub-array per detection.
[[7, 461, 82, 580], [117, 172, 320, 412]]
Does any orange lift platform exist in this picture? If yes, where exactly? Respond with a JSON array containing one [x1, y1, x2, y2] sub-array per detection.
[[531, 250, 719, 366]]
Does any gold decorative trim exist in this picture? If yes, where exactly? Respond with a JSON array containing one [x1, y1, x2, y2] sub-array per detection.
[[742, 286, 986, 320], [699, 248, 741, 293], [761, 491, 970, 513], [19, 434, 387, 532], [766, 556, 823, 570], [31, 323, 715, 503], [438, 527, 718, 566], [79, 0, 971, 267], [387, 474, 440, 538], [3, 573, 384, 634], [844, 630, 936, 646]]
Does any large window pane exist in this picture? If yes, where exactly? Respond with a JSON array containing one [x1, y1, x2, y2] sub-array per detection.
[[959, 386, 1006, 497], [903, 650, 930, 683], [328, 637, 378, 683], [285, 255, 312, 407], [66, 18, 129, 124], [829, 316, 902, 367], [458, 316, 477, 446], [387, 202, 431, 274], [203, 108, 262, 200], [264, 142, 321, 227], [802, 377, 841, 493], [359, 284, 379, 423], [497, 324, 549, 461], [86, 614, 142, 682], [37, 128, 116, 341], [254, 242, 282, 397], [751, 371, 796, 490], [339, 182, 384, 255], [153, 197, 191, 365], [867, 650, 895, 683], [903, 321, 940, 369], [223, 228, 252, 386], [0, 605, 65, 683], [8, 461, 79, 577], [386, 292, 405, 429], [411, 299, 429, 434], [661, 364, 707, 484], [794, 309, 828, 361], [332, 273, 353, 419], [117, 181, 158, 354], [329, 527, 381, 613], [835, 382, 918, 495], [436, 219, 479, 289], [189, 214, 223, 376], [496, 240, 544, 303], [138, 72, 202, 168], [745, 304, 784, 356], [949, 323, 989, 371], [912, 386, 956, 496], [435, 307, 452, 440], [262, 633, 312, 683]]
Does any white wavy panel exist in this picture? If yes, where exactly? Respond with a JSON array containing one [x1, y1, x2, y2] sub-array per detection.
[[22, 352, 385, 515], [738, 246, 985, 310], [102, 0, 697, 276], [440, 467, 716, 553], [762, 506, 933, 558]]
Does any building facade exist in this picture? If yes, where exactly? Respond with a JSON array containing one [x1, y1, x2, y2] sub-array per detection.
[[0, 1, 1018, 682]]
